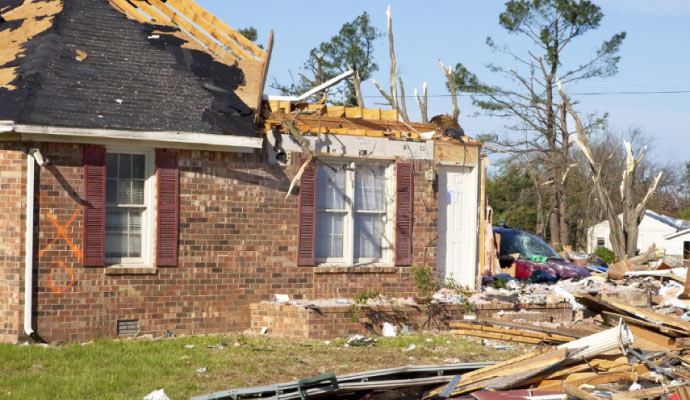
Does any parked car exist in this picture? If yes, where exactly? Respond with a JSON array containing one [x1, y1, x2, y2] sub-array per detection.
[[493, 227, 591, 280]]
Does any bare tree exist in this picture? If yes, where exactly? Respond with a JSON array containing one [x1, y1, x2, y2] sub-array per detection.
[[558, 82, 662, 260]]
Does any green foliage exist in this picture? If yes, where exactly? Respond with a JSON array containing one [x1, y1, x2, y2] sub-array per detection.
[[412, 265, 439, 299], [350, 289, 391, 322], [271, 12, 381, 106], [237, 26, 258, 43], [486, 159, 540, 232], [444, 276, 472, 312], [0, 334, 527, 399], [594, 246, 616, 264]]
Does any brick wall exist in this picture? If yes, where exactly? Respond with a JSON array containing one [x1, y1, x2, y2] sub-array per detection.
[[250, 302, 468, 339], [0, 144, 26, 342], [0, 142, 441, 342]]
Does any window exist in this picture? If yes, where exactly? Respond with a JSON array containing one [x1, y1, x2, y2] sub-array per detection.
[[105, 149, 154, 265], [315, 161, 393, 265], [597, 237, 605, 247]]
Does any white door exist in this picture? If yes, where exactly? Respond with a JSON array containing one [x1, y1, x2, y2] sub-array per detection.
[[437, 165, 478, 289]]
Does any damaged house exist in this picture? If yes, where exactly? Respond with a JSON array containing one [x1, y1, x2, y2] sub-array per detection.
[[0, 0, 484, 343]]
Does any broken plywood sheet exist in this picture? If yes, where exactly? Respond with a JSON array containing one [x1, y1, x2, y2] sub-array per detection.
[[0, 0, 64, 89], [435, 140, 480, 165]]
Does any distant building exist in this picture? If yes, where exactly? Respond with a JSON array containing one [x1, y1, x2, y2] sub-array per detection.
[[586, 210, 690, 259]]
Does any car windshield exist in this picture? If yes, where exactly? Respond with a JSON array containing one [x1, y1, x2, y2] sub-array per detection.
[[499, 230, 561, 261]]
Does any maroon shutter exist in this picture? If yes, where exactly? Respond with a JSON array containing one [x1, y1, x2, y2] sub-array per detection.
[[297, 159, 317, 266], [83, 145, 106, 266], [395, 162, 414, 266], [157, 149, 179, 267]]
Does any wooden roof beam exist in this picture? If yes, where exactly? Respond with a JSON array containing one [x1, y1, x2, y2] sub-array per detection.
[[165, 0, 255, 61], [163, 0, 267, 60], [110, 0, 150, 23], [146, 0, 237, 64], [130, 0, 174, 26]]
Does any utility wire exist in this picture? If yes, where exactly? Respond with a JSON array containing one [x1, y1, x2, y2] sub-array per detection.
[[362, 89, 690, 98]]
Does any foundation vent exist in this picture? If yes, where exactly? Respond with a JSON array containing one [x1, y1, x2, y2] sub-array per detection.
[[117, 319, 139, 336]]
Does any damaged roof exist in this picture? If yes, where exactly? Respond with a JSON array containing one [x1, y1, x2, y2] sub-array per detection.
[[0, 0, 270, 136], [265, 101, 481, 144]]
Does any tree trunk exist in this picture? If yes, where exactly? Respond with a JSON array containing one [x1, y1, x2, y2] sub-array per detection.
[[353, 70, 364, 108], [558, 82, 662, 261], [548, 181, 561, 246]]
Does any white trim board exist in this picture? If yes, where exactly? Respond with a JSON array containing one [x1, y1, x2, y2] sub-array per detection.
[[6, 124, 262, 153], [266, 131, 435, 163]]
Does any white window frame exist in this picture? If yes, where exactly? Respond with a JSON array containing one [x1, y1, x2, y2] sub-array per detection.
[[315, 159, 395, 266], [596, 237, 605, 247], [105, 147, 155, 267]]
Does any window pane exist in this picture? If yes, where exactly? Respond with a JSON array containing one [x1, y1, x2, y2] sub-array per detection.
[[106, 178, 117, 204], [105, 232, 127, 258], [128, 232, 142, 258], [132, 155, 146, 179], [106, 154, 118, 178], [117, 179, 132, 204], [354, 213, 383, 259], [106, 208, 127, 232], [316, 212, 344, 258], [355, 166, 384, 211], [131, 180, 145, 205], [118, 153, 132, 178], [316, 165, 345, 210], [106, 208, 144, 259]]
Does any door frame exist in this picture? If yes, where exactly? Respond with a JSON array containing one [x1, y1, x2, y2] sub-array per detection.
[[436, 164, 480, 290]]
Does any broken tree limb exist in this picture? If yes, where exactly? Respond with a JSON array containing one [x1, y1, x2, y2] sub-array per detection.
[[564, 384, 607, 400], [440, 60, 459, 121], [627, 243, 665, 267], [385, 4, 398, 112], [557, 80, 662, 260], [414, 82, 428, 123], [397, 76, 409, 123]]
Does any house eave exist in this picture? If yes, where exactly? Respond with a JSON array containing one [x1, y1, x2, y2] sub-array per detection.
[[7, 124, 263, 153]]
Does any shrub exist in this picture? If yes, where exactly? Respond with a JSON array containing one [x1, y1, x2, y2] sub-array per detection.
[[412, 265, 438, 298], [594, 246, 616, 264]]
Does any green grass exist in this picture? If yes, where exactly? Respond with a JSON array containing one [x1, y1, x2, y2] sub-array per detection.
[[0, 333, 529, 399]]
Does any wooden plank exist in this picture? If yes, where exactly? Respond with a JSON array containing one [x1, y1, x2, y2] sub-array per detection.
[[130, 0, 173, 25], [444, 348, 569, 396], [380, 109, 398, 121], [161, 0, 266, 59], [477, 318, 591, 338], [601, 311, 686, 337], [326, 106, 346, 117], [110, 0, 150, 22], [165, 0, 254, 60], [450, 329, 543, 344], [605, 298, 690, 333], [362, 108, 381, 120], [628, 324, 678, 351], [450, 322, 574, 343], [345, 107, 363, 118], [147, 0, 237, 64], [435, 141, 479, 164]]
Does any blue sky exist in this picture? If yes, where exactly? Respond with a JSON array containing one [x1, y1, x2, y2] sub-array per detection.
[[198, 1, 689, 165]]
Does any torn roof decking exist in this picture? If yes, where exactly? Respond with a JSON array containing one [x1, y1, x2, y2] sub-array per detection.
[[0, 0, 270, 136], [265, 102, 483, 145]]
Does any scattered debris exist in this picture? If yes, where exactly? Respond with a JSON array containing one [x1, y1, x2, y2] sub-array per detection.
[[184, 344, 194, 349], [382, 322, 397, 337], [75, 49, 87, 61], [143, 389, 170, 400], [402, 343, 416, 352], [197, 367, 207, 374], [345, 335, 375, 347]]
